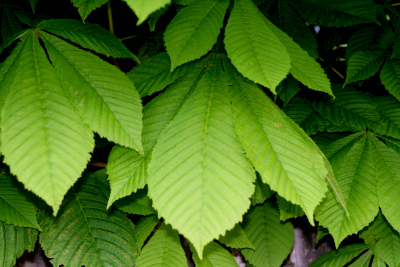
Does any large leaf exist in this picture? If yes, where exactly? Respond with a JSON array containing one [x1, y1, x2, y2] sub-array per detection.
[[241, 201, 294, 267], [218, 224, 255, 250], [309, 244, 369, 267], [360, 212, 400, 267], [290, 0, 379, 27], [106, 57, 210, 207], [223, 58, 329, 223], [0, 173, 40, 229], [224, 0, 291, 92], [164, 0, 229, 71], [0, 221, 38, 267], [134, 215, 159, 250], [123, 0, 171, 25], [70, 0, 108, 21], [315, 133, 379, 246], [190, 241, 239, 267], [148, 56, 255, 257], [39, 174, 138, 267], [381, 59, 400, 102], [40, 31, 143, 153], [1, 31, 94, 214], [38, 19, 138, 61], [136, 222, 187, 267]]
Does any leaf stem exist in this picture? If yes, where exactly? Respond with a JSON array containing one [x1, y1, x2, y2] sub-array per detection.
[[89, 162, 107, 168], [392, 3, 400, 6], [318, 58, 345, 79], [107, 0, 120, 69], [119, 35, 140, 42]]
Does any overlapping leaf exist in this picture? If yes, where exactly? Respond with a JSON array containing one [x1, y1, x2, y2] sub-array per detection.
[[70, 0, 108, 21], [164, 0, 229, 71], [1, 31, 94, 214], [134, 215, 159, 250], [381, 59, 400, 102], [38, 19, 138, 61], [41, 31, 143, 153], [224, 0, 290, 92], [309, 244, 369, 267], [242, 201, 294, 267], [223, 58, 329, 223], [218, 224, 255, 250], [276, 76, 301, 106], [113, 188, 156, 215], [250, 175, 273, 206], [373, 96, 400, 139], [190, 241, 239, 266], [276, 195, 305, 221], [107, 57, 210, 207], [148, 56, 255, 257], [0, 173, 40, 229], [136, 222, 187, 267], [290, 0, 379, 27], [39, 174, 138, 267], [124, 0, 171, 25], [1, 6, 25, 41], [0, 221, 38, 267], [360, 212, 400, 267]]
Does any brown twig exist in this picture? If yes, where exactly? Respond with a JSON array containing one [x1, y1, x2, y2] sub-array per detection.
[[88, 162, 107, 168]]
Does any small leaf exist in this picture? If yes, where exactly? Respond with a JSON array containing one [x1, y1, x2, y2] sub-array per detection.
[[218, 224, 255, 250], [190, 241, 239, 266], [136, 222, 187, 267], [276, 75, 301, 106], [224, 0, 291, 92], [0, 221, 38, 267], [242, 201, 294, 267], [380, 59, 400, 102], [276, 195, 305, 221], [309, 243, 368, 267], [113, 188, 156, 215], [164, 0, 229, 71], [134, 215, 159, 250], [123, 0, 172, 25], [70, 0, 108, 21], [250, 174, 274, 206]]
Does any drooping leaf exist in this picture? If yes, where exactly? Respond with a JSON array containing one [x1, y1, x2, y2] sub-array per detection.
[[41, 31, 143, 153], [242, 201, 294, 267], [38, 19, 138, 61], [128, 52, 194, 97], [164, 0, 229, 71], [223, 57, 328, 224], [360, 212, 400, 267], [315, 134, 379, 247], [276, 75, 301, 106], [106, 57, 210, 207], [250, 174, 274, 206], [290, 0, 379, 27], [70, 0, 108, 21], [0, 221, 38, 267], [39, 174, 138, 267], [1, 31, 94, 214], [190, 241, 239, 267], [309, 243, 369, 267], [134, 215, 159, 250], [123, 0, 172, 25], [136, 222, 187, 267], [224, 0, 291, 92], [0, 173, 40, 229], [148, 56, 255, 257], [218, 224, 255, 250], [380, 59, 400, 102], [276, 195, 305, 221]]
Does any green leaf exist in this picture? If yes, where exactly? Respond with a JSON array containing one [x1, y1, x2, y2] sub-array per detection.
[[392, 36, 400, 59], [250, 174, 274, 206], [290, 0, 379, 27], [373, 96, 400, 139], [113, 187, 156, 215], [174, 0, 198, 5], [0, 29, 28, 56], [41, 31, 143, 153], [70, 0, 108, 21], [191, 241, 239, 267], [242, 201, 294, 267], [148, 4, 169, 31], [38, 19, 138, 61], [0, 221, 38, 267], [134, 215, 159, 250], [371, 135, 400, 235], [316, 225, 330, 243], [1, 31, 94, 214], [276, 195, 305, 221], [28, 0, 38, 13], [128, 52, 194, 97], [136, 222, 187, 267], [276, 75, 301, 106], [164, 0, 229, 71], [315, 134, 379, 247], [224, 0, 291, 92], [276, 0, 318, 59], [360, 212, 400, 267], [123, 0, 172, 25], [106, 57, 210, 207], [371, 256, 386, 267], [0, 173, 40, 230], [309, 243, 369, 267], [148, 56, 255, 257], [223, 58, 328, 224], [1, 6, 25, 41], [39, 174, 138, 267], [344, 49, 385, 86], [266, 17, 333, 96], [349, 249, 373, 267], [218, 224, 255, 250], [381, 59, 400, 102]]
